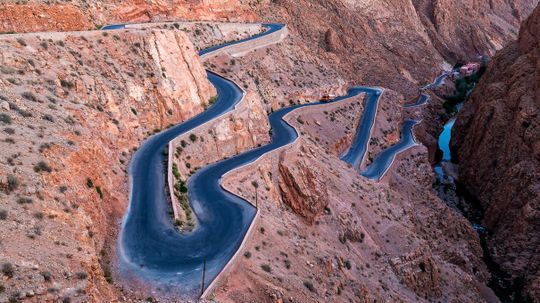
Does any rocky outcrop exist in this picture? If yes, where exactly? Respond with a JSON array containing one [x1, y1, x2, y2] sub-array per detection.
[[389, 249, 442, 298], [278, 149, 329, 224], [452, 4, 540, 300], [0, 4, 92, 33], [112, 0, 258, 23]]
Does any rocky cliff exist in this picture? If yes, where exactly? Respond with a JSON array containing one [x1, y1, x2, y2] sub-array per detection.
[[0, 28, 213, 302], [452, 4, 540, 301]]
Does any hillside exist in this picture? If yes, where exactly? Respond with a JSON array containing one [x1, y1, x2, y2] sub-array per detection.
[[452, 4, 540, 301]]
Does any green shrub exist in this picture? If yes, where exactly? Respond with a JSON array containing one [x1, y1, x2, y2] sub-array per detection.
[[0, 209, 7, 220], [189, 133, 197, 142], [0, 113, 12, 124], [86, 179, 94, 188], [175, 180, 188, 193], [172, 163, 181, 179]]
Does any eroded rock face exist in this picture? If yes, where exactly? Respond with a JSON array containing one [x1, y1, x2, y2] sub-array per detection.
[[278, 148, 329, 224], [452, 4, 540, 300], [389, 249, 442, 298], [412, 0, 539, 60], [0, 4, 92, 33]]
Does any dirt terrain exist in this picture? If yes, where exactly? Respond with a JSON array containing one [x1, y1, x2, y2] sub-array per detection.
[[0, 0, 538, 302]]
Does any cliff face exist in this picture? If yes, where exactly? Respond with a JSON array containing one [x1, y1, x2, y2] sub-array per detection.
[[0, 29, 213, 302], [412, 0, 538, 60], [452, 5, 540, 300], [252, 0, 538, 98]]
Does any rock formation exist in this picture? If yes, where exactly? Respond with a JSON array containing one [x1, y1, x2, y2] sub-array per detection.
[[278, 148, 329, 224], [452, 4, 540, 300]]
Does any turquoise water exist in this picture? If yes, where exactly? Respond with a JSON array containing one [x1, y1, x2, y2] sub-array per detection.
[[438, 118, 455, 161]]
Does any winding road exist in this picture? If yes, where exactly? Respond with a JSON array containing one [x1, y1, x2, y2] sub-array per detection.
[[404, 93, 429, 108], [361, 120, 419, 181], [340, 87, 382, 169], [116, 20, 444, 298], [118, 23, 286, 298]]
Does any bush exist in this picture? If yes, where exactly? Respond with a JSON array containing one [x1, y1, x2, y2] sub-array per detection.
[[96, 186, 103, 199], [189, 133, 197, 142], [86, 178, 94, 188], [1, 263, 14, 278], [261, 264, 271, 273], [175, 180, 188, 193], [42, 114, 54, 122], [0, 209, 7, 220], [34, 161, 52, 173], [75, 271, 88, 280], [0, 113, 12, 124], [208, 95, 217, 104], [17, 197, 33, 204], [7, 175, 18, 192], [3, 127, 15, 135], [21, 91, 37, 102], [41, 271, 52, 281], [172, 163, 181, 179], [243, 251, 251, 258], [303, 280, 316, 293], [60, 79, 75, 89]]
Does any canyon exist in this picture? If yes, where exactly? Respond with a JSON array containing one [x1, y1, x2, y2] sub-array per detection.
[[0, 0, 538, 303], [452, 4, 540, 301]]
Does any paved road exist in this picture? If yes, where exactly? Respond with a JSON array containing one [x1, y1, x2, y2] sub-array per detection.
[[421, 71, 449, 90], [118, 23, 286, 298], [340, 87, 382, 169], [404, 93, 430, 108], [361, 120, 419, 181]]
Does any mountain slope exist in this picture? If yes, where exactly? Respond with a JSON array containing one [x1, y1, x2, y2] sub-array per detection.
[[452, 4, 540, 301]]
